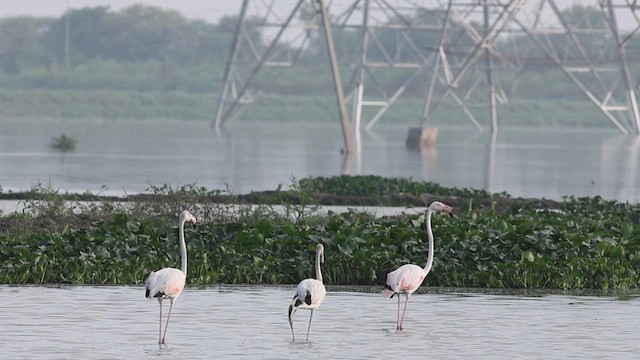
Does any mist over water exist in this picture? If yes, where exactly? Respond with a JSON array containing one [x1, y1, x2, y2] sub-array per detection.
[[0, 119, 637, 202]]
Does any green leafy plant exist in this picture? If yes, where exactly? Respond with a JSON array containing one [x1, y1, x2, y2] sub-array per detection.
[[1, 177, 639, 289]]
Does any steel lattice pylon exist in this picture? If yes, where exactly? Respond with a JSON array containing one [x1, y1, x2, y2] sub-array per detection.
[[214, 0, 640, 149]]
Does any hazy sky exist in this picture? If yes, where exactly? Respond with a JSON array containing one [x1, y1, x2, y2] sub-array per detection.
[[1, 0, 638, 31], [0, 0, 242, 22]]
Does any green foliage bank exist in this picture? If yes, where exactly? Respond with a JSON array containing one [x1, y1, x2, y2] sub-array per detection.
[[1, 176, 639, 289]]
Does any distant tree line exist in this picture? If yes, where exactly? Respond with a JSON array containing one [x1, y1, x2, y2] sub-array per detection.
[[0, 5, 243, 72], [0, 4, 637, 101]]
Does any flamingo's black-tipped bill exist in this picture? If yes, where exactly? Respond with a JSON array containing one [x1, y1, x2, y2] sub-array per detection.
[[383, 284, 396, 299]]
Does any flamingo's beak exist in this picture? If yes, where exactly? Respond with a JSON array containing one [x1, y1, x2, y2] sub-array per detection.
[[444, 205, 454, 218]]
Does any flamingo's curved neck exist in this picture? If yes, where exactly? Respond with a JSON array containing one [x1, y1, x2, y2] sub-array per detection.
[[423, 208, 435, 274], [179, 219, 188, 276], [315, 249, 323, 283]]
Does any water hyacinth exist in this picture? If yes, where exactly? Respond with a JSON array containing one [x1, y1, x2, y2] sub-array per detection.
[[50, 134, 78, 152], [1, 177, 639, 289]]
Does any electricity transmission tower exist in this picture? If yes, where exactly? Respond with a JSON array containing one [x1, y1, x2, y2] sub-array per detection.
[[214, 0, 640, 150]]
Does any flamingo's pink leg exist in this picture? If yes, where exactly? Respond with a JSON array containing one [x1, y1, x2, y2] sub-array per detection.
[[306, 309, 314, 341], [398, 295, 410, 331], [161, 300, 175, 345], [396, 294, 401, 330], [158, 300, 163, 345]]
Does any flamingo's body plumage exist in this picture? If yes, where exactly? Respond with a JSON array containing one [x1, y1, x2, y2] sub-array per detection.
[[291, 278, 326, 311], [383, 201, 452, 331], [144, 210, 196, 345], [383, 264, 426, 299], [145, 268, 186, 301], [288, 244, 326, 341]]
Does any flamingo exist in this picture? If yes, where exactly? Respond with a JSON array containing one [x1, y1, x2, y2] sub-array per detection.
[[383, 201, 452, 331], [288, 243, 326, 341], [144, 210, 197, 345]]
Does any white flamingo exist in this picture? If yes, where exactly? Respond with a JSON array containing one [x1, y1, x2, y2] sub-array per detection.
[[383, 201, 452, 331], [288, 243, 326, 341], [145, 210, 197, 345]]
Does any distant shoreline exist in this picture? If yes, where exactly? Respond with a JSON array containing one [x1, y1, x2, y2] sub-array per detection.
[[0, 189, 567, 215], [0, 89, 614, 128]]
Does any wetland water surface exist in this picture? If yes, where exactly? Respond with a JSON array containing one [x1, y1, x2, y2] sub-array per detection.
[[0, 119, 639, 202], [1, 286, 638, 359]]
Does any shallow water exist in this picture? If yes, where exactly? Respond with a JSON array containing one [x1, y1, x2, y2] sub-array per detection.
[[0, 119, 639, 202], [1, 286, 638, 359]]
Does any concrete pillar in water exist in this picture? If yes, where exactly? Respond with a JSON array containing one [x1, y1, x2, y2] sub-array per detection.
[[405, 127, 438, 149]]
